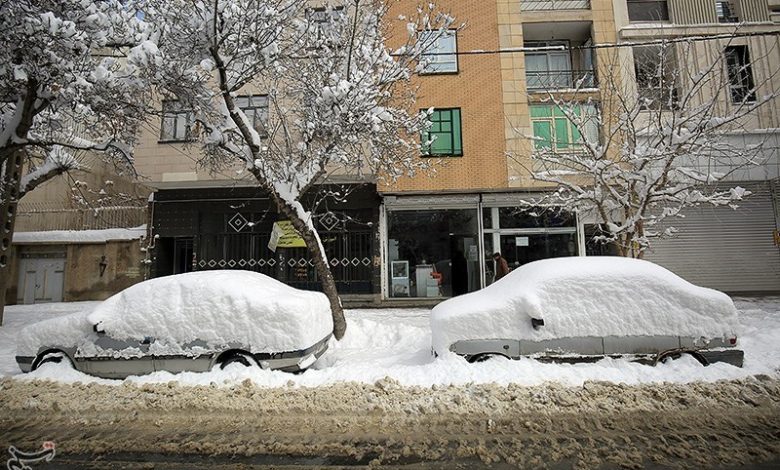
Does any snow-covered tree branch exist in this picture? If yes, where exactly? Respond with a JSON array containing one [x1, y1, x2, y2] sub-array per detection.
[[514, 33, 780, 258], [0, 0, 155, 324], [145, 0, 454, 339]]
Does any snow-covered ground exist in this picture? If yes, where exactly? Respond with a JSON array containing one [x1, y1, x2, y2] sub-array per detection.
[[1, 297, 778, 388]]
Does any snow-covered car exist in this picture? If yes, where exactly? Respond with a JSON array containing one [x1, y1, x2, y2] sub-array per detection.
[[15, 271, 333, 379], [431, 257, 743, 367]]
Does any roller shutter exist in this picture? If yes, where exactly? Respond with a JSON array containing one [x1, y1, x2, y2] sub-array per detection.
[[645, 182, 780, 293]]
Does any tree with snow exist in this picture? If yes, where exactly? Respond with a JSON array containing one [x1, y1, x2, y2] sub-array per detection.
[[518, 35, 779, 258], [144, 0, 453, 339], [0, 0, 155, 324]]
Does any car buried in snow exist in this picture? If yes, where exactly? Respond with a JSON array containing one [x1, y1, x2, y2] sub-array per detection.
[[15, 271, 333, 379], [431, 257, 744, 367]]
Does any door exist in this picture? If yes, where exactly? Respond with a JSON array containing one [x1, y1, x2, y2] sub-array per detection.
[[17, 257, 65, 304], [484, 232, 578, 285]]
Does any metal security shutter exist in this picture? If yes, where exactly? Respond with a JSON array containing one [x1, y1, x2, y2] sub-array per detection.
[[645, 183, 780, 293]]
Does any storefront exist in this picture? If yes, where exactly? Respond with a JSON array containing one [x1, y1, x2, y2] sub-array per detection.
[[149, 184, 381, 297], [381, 193, 584, 300]]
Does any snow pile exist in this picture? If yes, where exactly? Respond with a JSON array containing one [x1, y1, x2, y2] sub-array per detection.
[[13, 225, 146, 244], [431, 257, 739, 354], [16, 271, 332, 357]]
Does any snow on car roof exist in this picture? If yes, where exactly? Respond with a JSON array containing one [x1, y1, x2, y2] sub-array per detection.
[[83, 270, 333, 354], [431, 257, 739, 354]]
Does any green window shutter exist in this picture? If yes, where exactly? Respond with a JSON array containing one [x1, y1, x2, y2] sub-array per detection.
[[555, 117, 570, 149], [451, 108, 462, 155], [530, 105, 552, 118], [421, 108, 462, 156], [532, 120, 552, 150]]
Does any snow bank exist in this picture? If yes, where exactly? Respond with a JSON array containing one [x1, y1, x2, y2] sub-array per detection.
[[431, 257, 739, 354], [17, 271, 332, 357], [13, 225, 146, 244]]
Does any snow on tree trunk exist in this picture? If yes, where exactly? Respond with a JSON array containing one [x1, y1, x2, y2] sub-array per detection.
[[0, 1, 155, 322], [146, 0, 455, 340]]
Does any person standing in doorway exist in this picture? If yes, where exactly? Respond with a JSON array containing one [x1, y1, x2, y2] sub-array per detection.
[[493, 252, 510, 281]]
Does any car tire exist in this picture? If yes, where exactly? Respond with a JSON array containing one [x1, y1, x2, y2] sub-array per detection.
[[655, 350, 708, 366], [217, 351, 257, 370], [468, 353, 510, 364], [32, 350, 73, 371]]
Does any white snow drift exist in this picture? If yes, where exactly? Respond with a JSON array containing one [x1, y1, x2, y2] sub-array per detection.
[[431, 257, 739, 354], [17, 271, 332, 357]]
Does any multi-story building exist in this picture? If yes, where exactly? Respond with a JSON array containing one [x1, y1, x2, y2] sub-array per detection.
[[132, 0, 780, 306], [614, 0, 780, 292]]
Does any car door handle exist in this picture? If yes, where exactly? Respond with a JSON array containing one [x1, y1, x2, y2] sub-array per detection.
[[141, 336, 155, 345]]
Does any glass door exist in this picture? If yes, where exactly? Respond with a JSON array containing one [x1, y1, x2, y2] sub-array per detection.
[[484, 232, 578, 286]]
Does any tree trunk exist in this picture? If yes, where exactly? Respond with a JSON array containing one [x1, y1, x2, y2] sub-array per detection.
[[0, 151, 24, 326], [272, 194, 347, 340]]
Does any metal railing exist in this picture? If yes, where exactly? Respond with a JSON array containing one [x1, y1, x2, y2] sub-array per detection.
[[521, 0, 591, 11], [15, 205, 147, 231], [526, 69, 597, 91]]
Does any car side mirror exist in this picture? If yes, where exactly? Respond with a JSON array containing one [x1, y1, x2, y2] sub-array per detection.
[[531, 318, 544, 330], [93, 323, 105, 334]]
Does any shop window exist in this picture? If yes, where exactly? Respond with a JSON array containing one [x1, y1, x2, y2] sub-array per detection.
[[482, 207, 575, 230], [160, 100, 192, 142], [235, 95, 269, 138], [530, 104, 598, 152], [422, 108, 463, 156], [725, 45, 756, 104], [387, 209, 479, 298], [419, 30, 458, 74]]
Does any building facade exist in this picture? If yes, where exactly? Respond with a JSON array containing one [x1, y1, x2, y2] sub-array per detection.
[[132, 0, 780, 305]]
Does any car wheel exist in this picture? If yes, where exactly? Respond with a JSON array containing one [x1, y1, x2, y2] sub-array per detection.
[[468, 353, 510, 364], [32, 350, 73, 371], [655, 350, 708, 366], [217, 351, 257, 370]]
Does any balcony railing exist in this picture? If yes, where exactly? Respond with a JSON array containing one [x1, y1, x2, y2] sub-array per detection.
[[521, 0, 591, 10], [526, 69, 597, 91]]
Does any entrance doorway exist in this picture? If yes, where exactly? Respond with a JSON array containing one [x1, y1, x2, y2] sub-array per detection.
[[17, 255, 66, 304]]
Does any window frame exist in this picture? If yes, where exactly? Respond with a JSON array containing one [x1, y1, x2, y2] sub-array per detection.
[[418, 29, 459, 75], [626, 0, 670, 23], [633, 44, 679, 110], [529, 104, 598, 153], [159, 100, 193, 143], [724, 45, 757, 104], [307, 6, 346, 49], [421, 107, 463, 157], [235, 95, 270, 139]]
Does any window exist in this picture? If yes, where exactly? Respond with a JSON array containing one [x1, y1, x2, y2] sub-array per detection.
[[160, 101, 192, 142], [235, 95, 269, 138], [725, 45, 756, 103], [308, 6, 346, 47], [627, 0, 669, 22], [422, 108, 462, 156], [633, 45, 678, 109], [419, 30, 458, 74], [716, 1, 738, 23], [530, 104, 598, 152]]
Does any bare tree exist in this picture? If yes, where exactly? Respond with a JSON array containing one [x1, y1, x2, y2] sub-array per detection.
[[0, 0, 154, 324], [515, 33, 780, 258], [145, 0, 454, 339]]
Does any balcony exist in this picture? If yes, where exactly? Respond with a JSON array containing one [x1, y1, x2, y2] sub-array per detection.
[[523, 22, 597, 93], [521, 0, 591, 11], [526, 69, 596, 91]]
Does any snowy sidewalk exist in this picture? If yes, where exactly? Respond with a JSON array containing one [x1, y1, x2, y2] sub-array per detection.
[[1, 298, 778, 388]]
